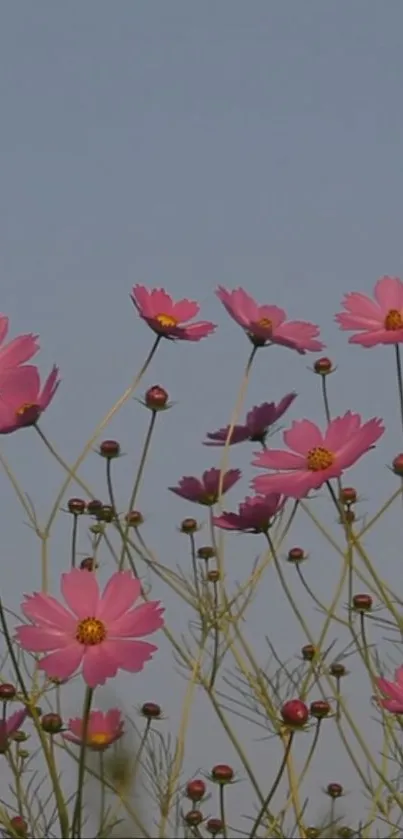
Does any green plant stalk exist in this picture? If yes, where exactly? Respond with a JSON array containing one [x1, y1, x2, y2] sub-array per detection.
[[249, 732, 295, 839], [71, 686, 94, 838], [118, 409, 158, 569]]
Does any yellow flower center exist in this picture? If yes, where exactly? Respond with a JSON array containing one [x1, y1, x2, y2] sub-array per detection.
[[384, 309, 403, 330], [88, 732, 110, 746], [16, 402, 38, 417], [306, 446, 334, 472], [257, 317, 272, 329], [75, 617, 106, 646], [155, 313, 177, 328]]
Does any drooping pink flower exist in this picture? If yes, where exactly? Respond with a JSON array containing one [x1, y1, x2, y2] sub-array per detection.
[[131, 285, 216, 341], [335, 276, 403, 347], [204, 393, 296, 447], [0, 709, 27, 749], [213, 494, 286, 533], [0, 316, 39, 373], [216, 287, 324, 353], [169, 467, 241, 506], [251, 412, 384, 500], [0, 365, 60, 433], [375, 667, 403, 713], [63, 709, 124, 750], [15, 569, 164, 688]]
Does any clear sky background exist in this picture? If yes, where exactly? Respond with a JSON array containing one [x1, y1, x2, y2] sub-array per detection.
[[1, 3, 403, 834]]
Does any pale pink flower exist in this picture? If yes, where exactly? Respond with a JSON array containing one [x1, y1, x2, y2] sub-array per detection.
[[16, 569, 164, 688], [216, 287, 324, 353], [252, 412, 384, 500], [335, 276, 403, 347], [131, 285, 216, 341], [213, 494, 286, 533], [204, 393, 296, 446], [63, 709, 124, 751], [0, 316, 39, 373], [0, 365, 60, 433], [169, 467, 241, 506], [376, 667, 403, 713], [0, 709, 27, 749]]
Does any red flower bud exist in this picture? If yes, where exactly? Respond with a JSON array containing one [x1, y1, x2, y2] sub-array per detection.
[[211, 764, 234, 784], [206, 818, 224, 836], [41, 713, 63, 734], [0, 684, 16, 700], [207, 569, 220, 583], [145, 385, 169, 410], [80, 557, 98, 571], [330, 662, 347, 678], [314, 357, 333, 375], [326, 782, 343, 798], [281, 699, 309, 727], [180, 517, 198, 534], [393, 453, 403, 476], [184, 810, 203, 827], [301, 644, 316, 662], [287, 547, 306, 563], [339, 487, 357, 505], [186, 778, 206, 802], [96, 504, 115, 523], [352, 593, 373, 612], [310, 700, 331, 719], [67, 497, 86, 515], [197, 546, 215, 560], [125, 510, 144, 527], [9, 816, 28, 837], [99, 439, 121, 458], [86, 499, 103, 516], [141, 702, 161, 719]]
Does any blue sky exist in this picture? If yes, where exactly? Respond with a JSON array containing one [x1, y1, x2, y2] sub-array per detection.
[[1, 3, 403, 833]]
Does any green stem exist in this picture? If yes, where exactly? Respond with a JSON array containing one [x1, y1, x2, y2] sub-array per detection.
[[208, 581, 220, 690], [106, 457, 138, 578], [71, 687, 94, 838], [249, 732, 294, 839], [118, 410, 158, 570], [71, 514, 78, 569], [395, 344, 403, 432]]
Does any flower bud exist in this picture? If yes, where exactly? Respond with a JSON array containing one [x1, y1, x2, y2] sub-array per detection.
[[180, 517, 198, 534], [9, 731, 28, 743], [197, 546, 215, 560], [326, 782, 343, 798], [125, 510, 144, 527], [86, 499, 103, 516], [186, 778, 206, 802], [206, 818, 224, 836], [306, 830, 320, 839], [141, 702, 161, 719], [310, 700, 331, 719], [339, 487, 357, 506], [80, 557, 98, 572], [0, 684, 16, 701], [301, 644, 316, 661], [184, 810, 203, 827], [341, 509, 355, 524], [99, 439, 121, 458], [330, 662, 347, 678], [41, 713, 63, 734], [145, 385, 169, 410], [96, 504, 115, 523], [314, 357, 333, 375], [67, 497, 86, 515], [9, 816, 28, 837], [352, 593, 373, 612], [337, 829, 354, 839], [393, 453, 403, 476], [207, 569, 220, 583], [211, 764, 234, 784], [281, 699, 309, 727], [287, 547, 306, 563]]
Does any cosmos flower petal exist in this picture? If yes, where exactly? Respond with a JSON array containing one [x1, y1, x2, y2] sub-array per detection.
[[283, 420, 324, 454], [15, 625, 73, 652], [82, 646, 119, 688], [61, 569, 100, 619], [103, 639, 158, 673], [109, 601, 165, 637], [98, 572, 142, 623], [39, 643, 84, 681], [374, 276, 403, 310], [21, 592, 76, 631]]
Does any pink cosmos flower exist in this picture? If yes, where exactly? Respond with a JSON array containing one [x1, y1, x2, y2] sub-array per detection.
[[0, 709, 27, 749], [63, 709, 124, 751], [375, 667, 403, 713], [335, 276, 403, 347], [0, 315, 39, 373], [216, 287, 324, 353], [0, 365, 60, 433], [169, 467, 241, 506], [15, 569, 164, 688], [131, 285, 216, 341], [251, 412, 384, 500], [213, 494, 286, 533], [204, 393, 296, 446]]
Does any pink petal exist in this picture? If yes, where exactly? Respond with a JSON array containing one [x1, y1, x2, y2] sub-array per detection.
[[63, 732, 82, 745], [376, 677, 403, 702], [0, 365, 39, 405], [68, 717, 84, 738], [212, 513, 242, 531], [0, 316, 9, 345], [173, 321, 216, 341], [87, 710, 104, 734], [61, 568, 100, 619], [98, 572, 141, 623], [15, 625, 72, 652], [339, 291, 382, 321], [105, 709, 123, 731], [215, 287, 253, 327], [335, 419, 384, 470], [21, 592, 76, 632], [335, 311, 382, 331], [108, 601, 164, 637], [39, 643, 84, 681], [148, 288, 175, 317], [39, 366, 60, 409], [283, 419, 324, 455], [374, 276, 403, 312], [255, 304, 286, 328], [204, 424, 250, 446], [252, 448, 305, 470], [103, 639, 158, 673], [0, 335, 40, 370], [82, 644, 120, 687], [348, 329, 392, 347], [324, 412, 361, 451], [222, 468, 242, 492], [169, 477, 204, 501], [274, 321, 324, 352], [252, 469, 323, 499], [131, 285, 153, 317], [395, 666, 403, 686], [6, 709, 27, 736], [170, 299, 200, 322]]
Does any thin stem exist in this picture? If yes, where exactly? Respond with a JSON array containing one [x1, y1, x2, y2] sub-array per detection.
[[249, 732, 295, 839], [189, 533, 202, 608], [119, 410, 158, 569], [395, 344, 403, 432], [132, 718, 151, 788], [217, 345, 258, 502], [321, 375, 332, 424], [219, 783, 228, 839], [98, 752, 105, 836], [45, 335, 161, 537], [71, 687, 94, 838], [105, 457, 138, 578], [35, 425, 94, 499], [71, 514, 78, 569], [208, 581, 220, 690]]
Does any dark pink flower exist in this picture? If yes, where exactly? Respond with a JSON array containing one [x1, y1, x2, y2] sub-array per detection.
[[16, 569, 164, 688], [0, 316, 39, 373], [63, 709, 124, 750], [0, 365, 60, 433], [213, 494, 285, 533], [335, 276, 403, 347], [169, 467, 241, 506], [131, 285, 216, 341], [252, 412, 384, 500], [204, 393, 296, 446], [376, 667, 403, 713], [216, 287, 324, 353], [0, 709, 27, 749]]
